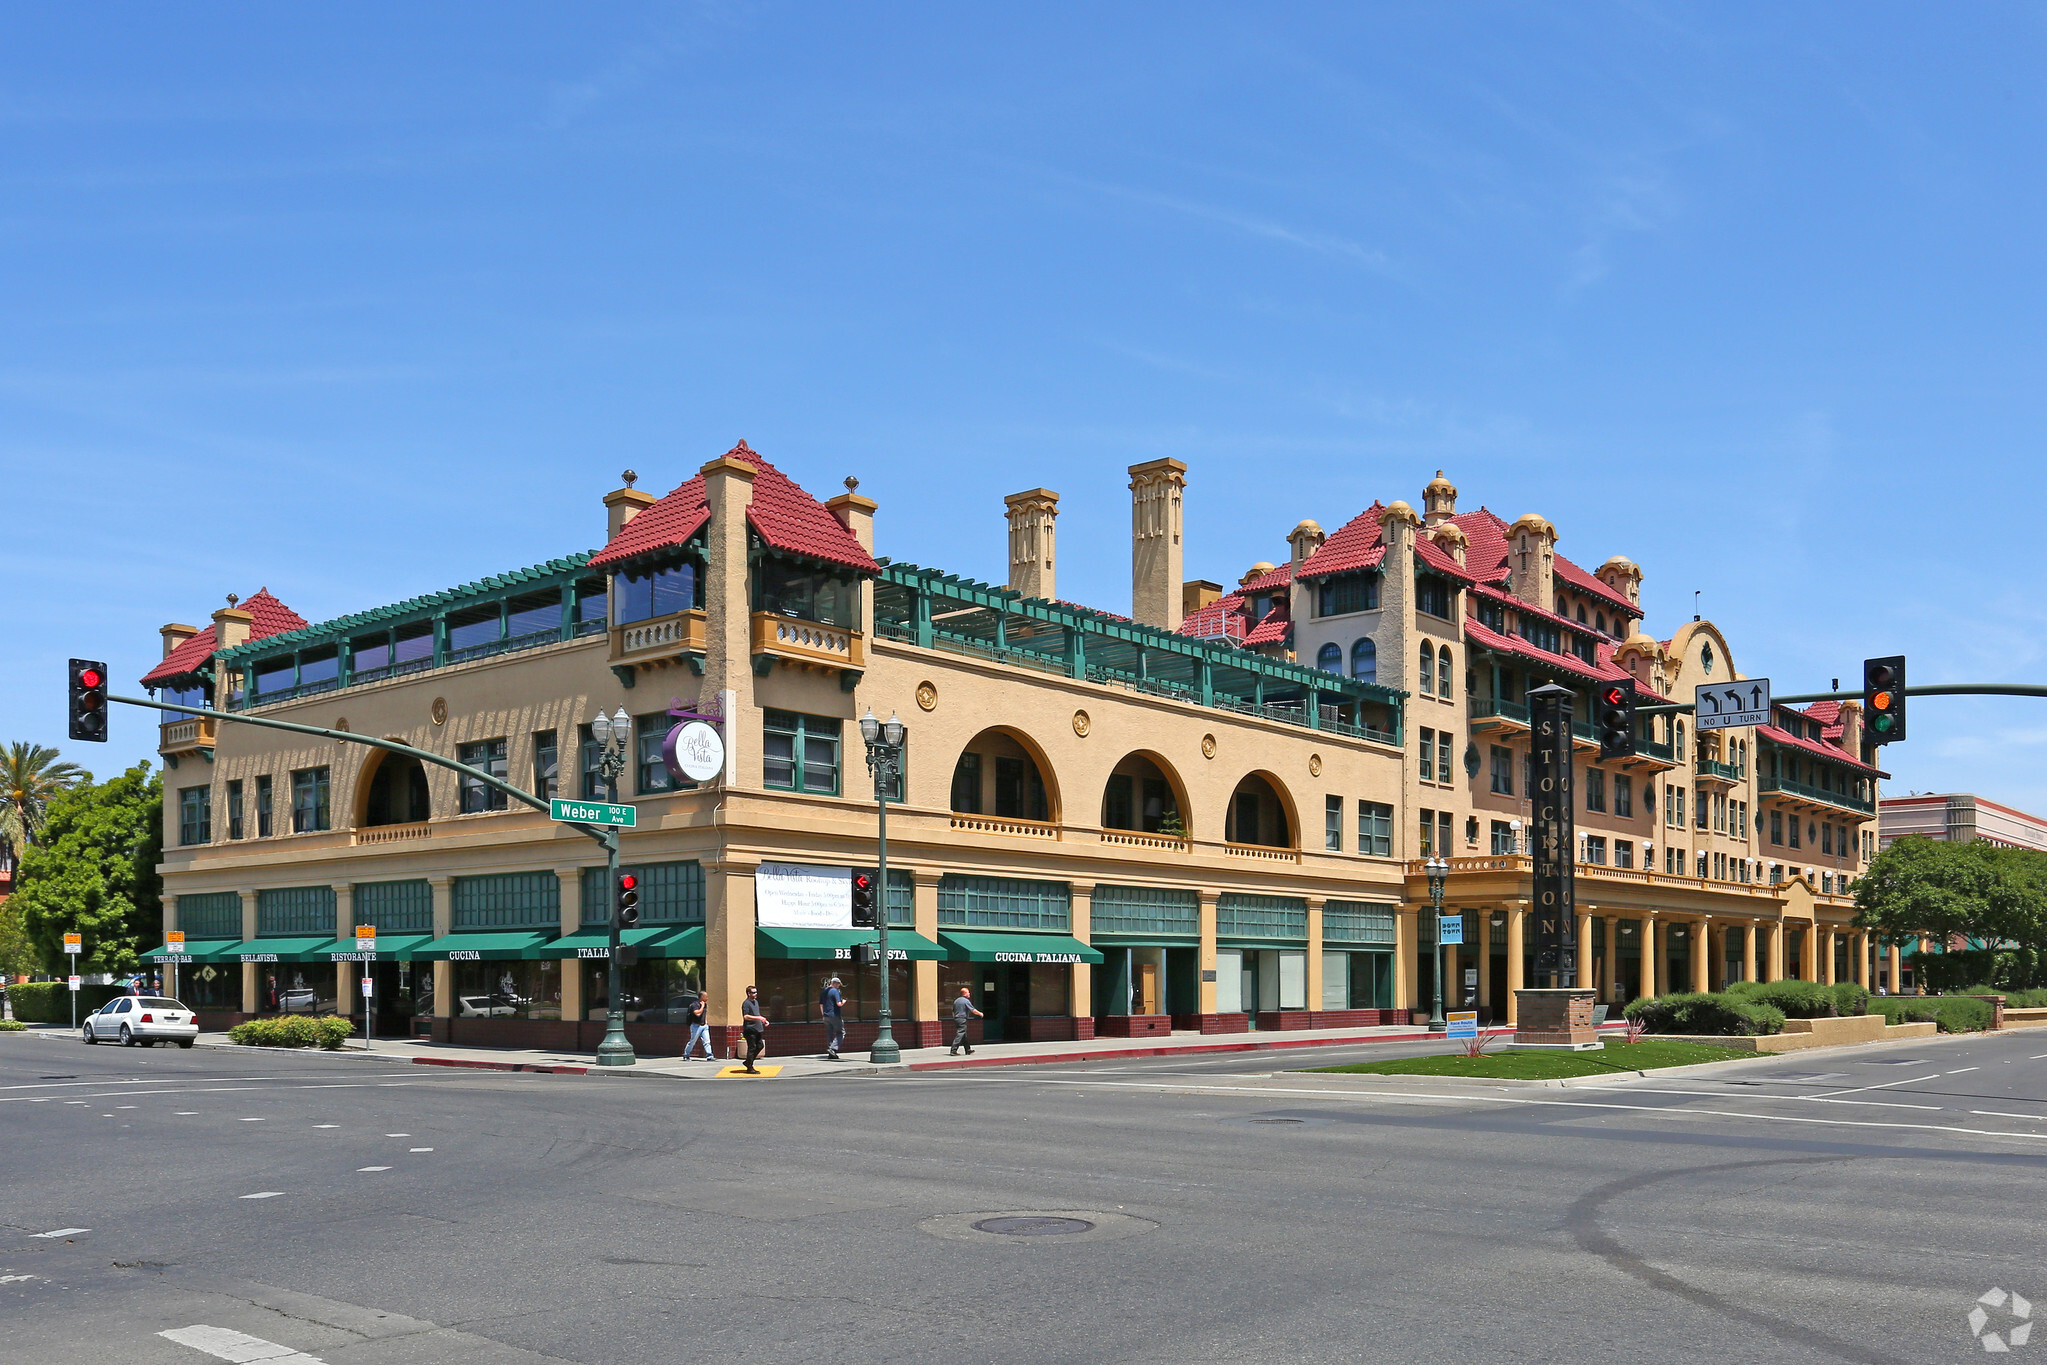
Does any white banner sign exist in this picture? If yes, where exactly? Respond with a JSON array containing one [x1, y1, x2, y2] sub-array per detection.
[[755, 863, 852, 930]]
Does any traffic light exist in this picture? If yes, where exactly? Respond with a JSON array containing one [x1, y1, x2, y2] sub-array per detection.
[[68, 659, 108, 743], [614, 872, 640, 929], [1863, 656, 1906, 746], [1596, 683, 1637, 761], [851, 871, 876, 928], [851, 942, 876, 966]]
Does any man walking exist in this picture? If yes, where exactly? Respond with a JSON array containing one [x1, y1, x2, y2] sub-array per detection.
[[682, 992, 713, 1060], [740, 985, 769, 1073], [949, 984, 983, 1056], [819, 976, 846, 1061]]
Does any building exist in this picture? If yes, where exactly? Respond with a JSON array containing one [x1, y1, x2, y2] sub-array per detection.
[[1880, 793, 2047, 853], [141, 451, 1896, 1050]]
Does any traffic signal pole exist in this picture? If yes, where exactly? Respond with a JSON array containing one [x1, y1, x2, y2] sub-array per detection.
[[1636, 683, 2047, 714]]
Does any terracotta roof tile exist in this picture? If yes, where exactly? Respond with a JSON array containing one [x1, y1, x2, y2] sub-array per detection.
[[1243, 603, 1291, 646], [1296, 503, 1387, 581], [141, 589, 309, 686], [1180, 599, 1245, 642], [1451, 508, 1513, 584], [1759, 721, 1882, 775], [1553, 555, 1636, 616], [588, 441, 880, 575], [1238, 563, 1294, 593]]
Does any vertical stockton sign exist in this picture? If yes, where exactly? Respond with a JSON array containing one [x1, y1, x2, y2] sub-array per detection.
[[1527, 683, 1577, 987]]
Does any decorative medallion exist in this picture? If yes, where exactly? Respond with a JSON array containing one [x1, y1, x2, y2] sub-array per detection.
[[916, 681, 938, 712], [334, 718, 350, 733], [1072, 709, 1091, 737], [1201, 733, 1217, 759], [430, 697, 448, 727], [1308, 753, 1322, 777]]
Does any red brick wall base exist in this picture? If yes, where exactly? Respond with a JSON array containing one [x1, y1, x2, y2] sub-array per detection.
[[1513, 989, 1598, 1047], [1095, 1013, 1173, 1037]]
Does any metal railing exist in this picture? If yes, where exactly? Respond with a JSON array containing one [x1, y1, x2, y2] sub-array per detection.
[[1760, 775, 1875, 814]]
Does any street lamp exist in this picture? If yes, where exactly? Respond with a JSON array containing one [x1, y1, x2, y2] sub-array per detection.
[[1425, 855, 1449, 1032], [591, 707, 634, 1067], [859, 707, 907, 1065]]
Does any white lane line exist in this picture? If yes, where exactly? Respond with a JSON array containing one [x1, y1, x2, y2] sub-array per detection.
[[64, 1101, 87, 1106], [356, 1166, 390, 1173], [175, 1112, 197, 1116], [0, 1071, 423, 1093], [409, 1147, 433, 1153], [1805, 1073, 1942, 1099], [1973, 1111, 2047, 1121], [116, 1106, 136, 1110], [1949, 1067, 1982, 1075], [238, 1192, 284, 1200], [1585, 1085, 1946, 1113], [384, 1133, 409, 1137], [160, 1323, 327, 1363], [5, 1086, 265, 1105], [238, 1117, 266, 1122], [30, 1228, 89, 1238], [296, 1084, 366, 1090], [312, 1124, 339, 1129]]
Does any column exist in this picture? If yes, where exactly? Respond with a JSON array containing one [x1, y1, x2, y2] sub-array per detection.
[[556, 867, 582, 1029], [1575, 911, 1593, 994], [239, 889, 258, 1014], [1395, 906, 1420, 1014], [1804, 921, 1819, 982], [1305, 897, 1326, 1016], [1768, 920, 1785, 981], [1476, 911, 1493, 1014], [335, 882, 357, 1020], [1197, 890, 1220, 1016], [1602, 915, 1619, 1003], [704, 857, 758, 1041], [1505, 904, 1525, 1026], [1691, 918, 1710, 993], [1656, 916, 1672, 997], [915, 870, 943, 1041], [1072, 881, 1097, 1036], [429, 876, 454, 1028], [1888, 941, 1902, 993], [1822, 929, 1836, 985], [1639, 918, 1657, 1000], [160, 894, 178, 1000], [1853, 931, 1869, 987], [1443, 937, 1459, 1014], [1743, 919, 1757, 984]]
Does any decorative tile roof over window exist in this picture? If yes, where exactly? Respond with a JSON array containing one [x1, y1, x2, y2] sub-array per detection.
[[142, 589, 308, 686], [589, 440, 880, 575], [1449, 507, 1634, 615]]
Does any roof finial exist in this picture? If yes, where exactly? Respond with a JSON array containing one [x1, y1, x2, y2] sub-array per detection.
[[226, 592, 239, 608], [844, 475, 860, 493], [621, 469, 637, 488]]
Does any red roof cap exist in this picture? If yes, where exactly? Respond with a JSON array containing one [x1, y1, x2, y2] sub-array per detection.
[[141, 589, 309, 686]]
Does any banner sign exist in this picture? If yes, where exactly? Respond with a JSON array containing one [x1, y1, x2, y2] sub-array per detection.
[[1437, 914, 1463, 947], [755, 863, 853, 929], [1527, 683, 1578, 983]]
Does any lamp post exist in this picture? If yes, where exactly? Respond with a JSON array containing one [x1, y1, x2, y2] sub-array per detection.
[[590, 706, 635, 1067], [1425, 854, 1449, 1033], [859, 707, 906, 1065]]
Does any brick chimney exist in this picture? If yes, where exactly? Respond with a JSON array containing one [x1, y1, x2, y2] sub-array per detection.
[[1508, 514, 1557, 610], [604, 469, 657, 543], [212, 598, 254, 653], [159, 623, 199, 659], [1003, 488, 1059, 602], [1129, 459, 1187, 630]]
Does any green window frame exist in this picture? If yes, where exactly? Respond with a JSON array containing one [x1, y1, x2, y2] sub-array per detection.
[[636, 712, 691, 796], [290, 767, 330, 833], [178, 785, 211, 845], [885, 868, 913, 927], [1091, 885, 1198, 939], [458, 738, 509, 813], [177, 892, 241, 939], [255, 774, 273, 837], [763, 710, 841, 795], [937, 874, 1069, 931], [1356, 801, 1393, 857], [1217, 893, 1308, 942], [353, 880, 433, 934], [257, 885, 337, 937], [226, 779, 244, 840], [533, 729, 559, 801], [580, 860, 705, 926], [1323, 901, 1396, 945], [452, 872, 561, 930]]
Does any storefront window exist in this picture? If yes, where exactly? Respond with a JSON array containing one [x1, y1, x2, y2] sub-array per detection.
[[258, 963, 336, 1016], [178, 963, 237, 1010], [754, 959, 912, 1022], [583, 958, 705, 1022], [452, 959, 562, 1021]]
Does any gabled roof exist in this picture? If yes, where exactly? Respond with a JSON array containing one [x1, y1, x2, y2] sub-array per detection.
[[1555, 556, 1636, 616], [588, 440, 879, 575], [141, 589, 308, 686], [1469, 584, 1612, 651], [1449, 507, 1634, 617], [1296, 503, 1386, 581], [1463, 618, 1648, 693], [1763, 701, 1883, 775], [1177, 566, 1290, 649]]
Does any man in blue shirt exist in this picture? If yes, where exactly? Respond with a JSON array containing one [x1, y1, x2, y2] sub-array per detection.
[[819, 976, 845, 1060]]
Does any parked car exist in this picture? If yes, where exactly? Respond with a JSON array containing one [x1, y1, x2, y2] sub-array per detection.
[[277, 987, 320, 1013], [455, 994, 519, 1019], [83, 996, 197, 1047]]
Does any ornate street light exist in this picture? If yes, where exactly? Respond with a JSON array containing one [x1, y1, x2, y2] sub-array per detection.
[[591, 708, 634, 1066], [1425, 854, 1449, 1033], [859, 707, 907, 1064]]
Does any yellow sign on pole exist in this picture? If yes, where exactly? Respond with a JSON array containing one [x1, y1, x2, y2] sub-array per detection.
[[62, 932, 81, 955]]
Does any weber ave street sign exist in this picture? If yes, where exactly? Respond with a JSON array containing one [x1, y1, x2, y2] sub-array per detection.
[[1695, 678, 1770, 731], [549, 798, 637, 828]]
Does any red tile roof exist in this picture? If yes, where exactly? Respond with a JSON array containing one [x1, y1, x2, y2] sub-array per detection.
[[141, 589, 309, 686], [1759, 721, 1882, 775], [1296, 503, 1387, 581], [1464, 618, 1649, 695], [1176, 567, 1289, 649], [1448, 507, 1634, 617], [1180, 598, 1245, 642], [1244, 603, 1291, 646], [1555, 555, 1636, 616], [1469, 584, 1614, 650], [1238, 563, 1294, 593], [588, 441, 880, 575]]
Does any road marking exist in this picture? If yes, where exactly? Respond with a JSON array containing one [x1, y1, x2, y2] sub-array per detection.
[[31, 1228, 89, 1238], [64, 1101, 86, 1105], [117, 1106, 136, 1109], [160, 1323, 327, 1363], [175, 1112, 197, 1115], [296, 1084, 366, 1090], [0, 1273, 39, 1283], [312, 1124, 339, 1129], [1805, 1073, 1941, 1098], [238, 1117, 265, 1122], [409, 1147, 433, 1152], [356, 1166, 390, 1172], [239, 1192, 284, 1199], [1949, 1067, 1982, 1075], [384, 1133, 409, 1137], [1972, 1111, 2046, 1121]]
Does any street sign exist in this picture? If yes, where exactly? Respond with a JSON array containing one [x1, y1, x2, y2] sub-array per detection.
[[354, 924, 376, 955], [167, 931, 186, 952], [550, 798, 637, 828], [1527, 683, 1578, 983], [67, 975, 81, 991], [1445, 1010, 1477, 1040], [359, 975, 372, 995], [1695, 677, 1770, 732], [62, 933, 81, 955], [1437, 914, 1463, 946]]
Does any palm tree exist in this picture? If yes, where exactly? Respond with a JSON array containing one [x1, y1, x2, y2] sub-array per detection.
[[0, 742, 87, 866]]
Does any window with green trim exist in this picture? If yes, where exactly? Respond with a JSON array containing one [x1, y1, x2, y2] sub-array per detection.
[[353, 880, 433, 934], [1316, 573, 1379, 617], [257, 885, 336, 937], [255, 774, 273, 837], [1356, 801, 1393, 857], [533, 730, 559, 801], [458, 739, 509, 813], [452, 872, 560, 930], [1322, 901, 1396, 945], [637, 712, 693, 796], [580, 861, 705, 926], [178, 786, 211, 845], [1091, 885, 1198, 938], [764, 710, 841, 795], [937, 874, 1069, 930], [291, 767, 330, 833], [177, 892, 241, 939], [1217, 892, 1307, 941]]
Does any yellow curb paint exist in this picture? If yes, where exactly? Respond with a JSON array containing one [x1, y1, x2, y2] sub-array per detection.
[[716, 1066, 782, 1078]]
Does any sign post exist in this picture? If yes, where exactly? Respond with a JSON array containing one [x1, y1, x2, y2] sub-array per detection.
[[355, 925, 376, 1046], [63, 933, 81, 1028], [1694, 677, 1770, 732], [165, 930, 186, 1002], [1445, 1010, 1478, 1041]]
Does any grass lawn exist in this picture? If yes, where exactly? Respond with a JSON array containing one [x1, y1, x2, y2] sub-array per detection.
[[1302, 1038, 1749, 1081]]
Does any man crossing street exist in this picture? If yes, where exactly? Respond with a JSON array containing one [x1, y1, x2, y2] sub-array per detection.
[[949, 985, 983, 1056]]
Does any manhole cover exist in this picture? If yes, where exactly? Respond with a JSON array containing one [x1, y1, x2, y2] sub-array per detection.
[[972, 1216, 1095, 1236], [1249, 1117, 1305, 1124]]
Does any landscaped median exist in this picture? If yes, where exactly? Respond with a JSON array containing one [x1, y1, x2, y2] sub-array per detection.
[[1303, 1039, 1748, 1082], [1624, 979, 1964, 1052]]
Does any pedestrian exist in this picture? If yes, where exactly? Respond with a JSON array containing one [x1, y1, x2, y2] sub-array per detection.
[[819, 975, 845, 1060], [949, 984, 983, 1056], [682, 993, 714, 1060], [740, 985, 768, 1073]]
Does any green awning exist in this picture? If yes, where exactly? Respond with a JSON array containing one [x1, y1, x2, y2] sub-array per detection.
[[937, 931, 1104, 965], [411, 930, 558, 961], [755, 926, 946, 962], [542, 925, 693, 959], [322, 931, 438, 962], [143, 938, 239, 963], [644, 925, 705, 958], [220, 936, 342, 963]]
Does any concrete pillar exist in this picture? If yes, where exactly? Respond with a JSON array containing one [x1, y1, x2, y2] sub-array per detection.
[[429, 876, 454, 1023], [1639, 918, 1657, 1000], [1602, 915, 1619, 1003], [1743, 920, 1757, 984], [1305, 897, 1325, 1013], [429, 876, 453, 939], [334, 883, 356, 1018], [239, 889, 258, 1013], [1888, 941, 1902, 993], [914, 870, 942, 1028], [1574, 911, 1593, 993], [1443, 938, 1459, 1012], [1691, 919, 1710, 993], [705, 857, 758, 1027], [1072, 881, 1096, 1028], [1395, 907, 1419, 1012], [1822, 929, 1836, 985], [1505, 905, 1525, 1025], [1198, 890, 1220, 1015], [1853, 931, 1869, 987], [557, 866, 581, 938], [1769, 920, 1785, 981], [1477, 911, 1493, 1013], [1804, 921, 1819, 982]]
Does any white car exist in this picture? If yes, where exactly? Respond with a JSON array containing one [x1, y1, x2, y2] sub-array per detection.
[[83, 996, 198, 1047]]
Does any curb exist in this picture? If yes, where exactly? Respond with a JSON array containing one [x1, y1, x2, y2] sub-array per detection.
[[900, 1024, 1582, 1072], [412, 1057, 590, 1075]]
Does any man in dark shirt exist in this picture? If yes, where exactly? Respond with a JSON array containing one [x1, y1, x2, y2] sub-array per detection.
[[740, 985, 768, 1073], [683, 993, 713, 1060], [949, 985, 983, 1056], [819, 976, 845, 1060]]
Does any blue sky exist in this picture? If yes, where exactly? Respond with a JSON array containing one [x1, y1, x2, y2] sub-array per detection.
[[4, 3, 2045, 808]]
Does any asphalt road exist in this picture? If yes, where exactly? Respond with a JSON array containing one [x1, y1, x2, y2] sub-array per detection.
[[6, 1027, 2047, 1365]]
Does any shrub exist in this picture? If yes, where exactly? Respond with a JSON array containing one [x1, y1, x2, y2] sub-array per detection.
[[5, 982, 125, 1024], [228, 1015, 354, 1049], [0, 1019, 25, 1031], [1828, 982, 1871, 1018], [1871, 996, 1995, 1033], [1727, 979, 1838, 1018], [1624, 992, 1786, 1036], [1947, 985, 2047, 1008]]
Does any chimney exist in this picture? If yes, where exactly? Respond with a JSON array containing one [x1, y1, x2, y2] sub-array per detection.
[[159, 623, 199, 660], [1286, 519, 1324, 631], [1129, 458, 1187, 630], [1598, 555, 1643, 611], [1182, 580, 1223, 618], [827, 476, 878, 554], [1003, 488, 1059, 601], [1837, 700, 1864, 758], [604, 469, 657, 544], [212, 597, 254, 653], [1507, 514, 1557, 610], [1423, 470, 1458, 527], [1428, 521, 1468, 567]]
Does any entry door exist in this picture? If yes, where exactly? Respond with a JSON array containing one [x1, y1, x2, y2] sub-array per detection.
[[1136, 962, 1159, 1015]]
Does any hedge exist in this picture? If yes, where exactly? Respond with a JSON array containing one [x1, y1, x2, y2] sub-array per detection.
[[1828, 982, 1871, 1018], [1624, 992, 1786, 1036], [1726, 979, 1840, 1018], [5, 982, 125, 1024], [227, 1015, 354, 1049], [1871, 996, 1995, 1033], [1950, 984, 2047, 1008], [0, 1019, 25, 1031]]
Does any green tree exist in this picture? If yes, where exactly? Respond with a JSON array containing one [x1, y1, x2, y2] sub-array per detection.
[[0, 740, 88, 865], [1853, 836, 2040, 961], [12, 763, 164, 974]]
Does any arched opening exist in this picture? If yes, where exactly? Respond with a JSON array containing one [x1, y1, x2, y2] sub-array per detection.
[[1316, 642, 1342, 673], [1437, 645, 1453, 700], [950, 728, 1057, 824], [1100, 751, 1188, 838], [360, 750, 431, 827], [1418, 640, 1434, 694], [1350, 637, 1376, 684], [1226, 772, 1294, 848]]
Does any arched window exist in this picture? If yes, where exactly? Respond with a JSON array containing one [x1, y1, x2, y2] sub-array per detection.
[[1350, 638, 1376, 684], [1596, 612, 1607, 635], [1576, 604, 1586, 624], [1437, 646, 1453, 700], [1418, 641, 1434, 695], [1676, 721, 1686, 761], [1556, 596, 1567, 616], [1316, 642, 1342, 674]]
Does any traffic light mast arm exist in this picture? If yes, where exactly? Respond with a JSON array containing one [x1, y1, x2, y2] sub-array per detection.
[[1636, 684, 2047, 715], [112, 694, 617, 853]]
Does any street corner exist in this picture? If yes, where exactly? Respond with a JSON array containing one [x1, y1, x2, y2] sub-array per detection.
[[716, 1065, 783, 1078]]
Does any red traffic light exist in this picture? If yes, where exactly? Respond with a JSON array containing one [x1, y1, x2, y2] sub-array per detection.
[[852, 874, 872, 891], [1601, 686, 1625, 707], [618, 873, 638, 891], [79, 667, 102, 690]]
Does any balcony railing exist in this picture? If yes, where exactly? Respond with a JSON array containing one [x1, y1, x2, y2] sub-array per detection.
[[949, 813, 1058, 839], [751, 611, 864, 671], [353, 822, 431, 846], [1470, 698, 1531, 726], [1695, 758, 1743, 784], [614, 609, 709, 663], [159, 715, 217, 754], [1761, 775, 1875, 815]]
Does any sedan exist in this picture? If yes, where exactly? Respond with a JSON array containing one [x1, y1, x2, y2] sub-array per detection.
[[83, 996, 198, 1047]]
